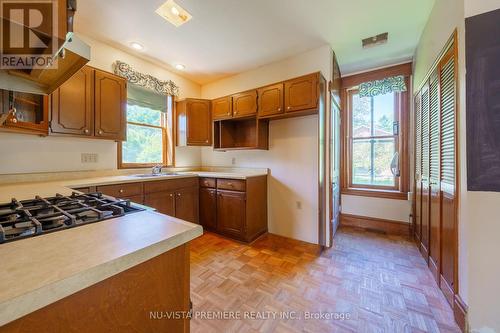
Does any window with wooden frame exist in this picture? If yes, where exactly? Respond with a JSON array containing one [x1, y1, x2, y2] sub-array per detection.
[[341, 63, 411, 200], [118, 84, 174, 168]]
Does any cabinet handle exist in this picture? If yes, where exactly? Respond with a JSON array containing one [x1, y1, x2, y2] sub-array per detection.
[[277, 107, 282, 111], [227, 182, 233, 186], [98, 130, 103, 135], [177, 193, 181, 197], [84, 129, 89, 134], [119, 189, 124, 194], [287, 106, 291, 110], [205, 139, 209, 143], [169, 193, 174, 197]]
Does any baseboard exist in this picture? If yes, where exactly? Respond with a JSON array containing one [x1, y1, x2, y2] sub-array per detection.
[[453, 294, 468, 332], [440, 275, 454, 307], [339, 214, 411, 237], [420, 243, 429, 262], [429, 257, 440, 284]]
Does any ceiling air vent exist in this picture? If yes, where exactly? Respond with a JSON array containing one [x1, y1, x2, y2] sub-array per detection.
[[362, 32, 388, 48]]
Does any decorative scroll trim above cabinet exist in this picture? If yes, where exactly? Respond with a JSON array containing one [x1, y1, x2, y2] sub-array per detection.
[[113, 61, 180, 96]]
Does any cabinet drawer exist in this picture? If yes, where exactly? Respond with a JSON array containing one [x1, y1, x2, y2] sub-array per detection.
[[97, 182, 143, 198], [217, 178, 246, 192], [144, 177, 198, 194], [199, 177, 216, 188]]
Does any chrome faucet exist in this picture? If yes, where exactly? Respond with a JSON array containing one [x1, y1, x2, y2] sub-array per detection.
[[152, 164, 163, 175]]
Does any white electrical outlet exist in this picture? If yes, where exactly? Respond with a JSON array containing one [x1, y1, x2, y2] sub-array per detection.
[[81, 153, 99, 163], [231, 157, 236, 165]]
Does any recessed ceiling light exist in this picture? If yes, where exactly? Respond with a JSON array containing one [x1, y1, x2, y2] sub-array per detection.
[[130, 42, 144, 50], [175, 64, 185, 70], [156, 0, 192, 27]]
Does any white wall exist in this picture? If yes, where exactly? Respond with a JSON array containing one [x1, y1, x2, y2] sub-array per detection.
[[0, 35, 202, 175], [201, 45, 332, 244], [414, 0, 500, 331], [341, 195, 411, 222]]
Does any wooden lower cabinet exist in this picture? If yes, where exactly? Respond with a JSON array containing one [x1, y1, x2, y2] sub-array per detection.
[[199, 176, 267, 242], [217, 190, 246, 238], [97, 178, 199, 224], [1, 244, 191, 333], [199, 188, 217, 230], [144, 191, 176, 216], [174, 187, 199, 224]]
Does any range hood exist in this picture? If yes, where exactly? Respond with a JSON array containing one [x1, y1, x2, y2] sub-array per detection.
[[0, 0, 90, 95], [0, 33, 90, 95]]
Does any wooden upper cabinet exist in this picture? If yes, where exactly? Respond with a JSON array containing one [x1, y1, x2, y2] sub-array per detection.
[[232, 90, 257, 118], [212, 96, 232, 120], [50, 66, 94, 136], [284, 73, 319, 113], [94, 70, 127, 141], [0, 90, 49, 135], [258, 83, 284, 118], [176, 99, 212, 146]]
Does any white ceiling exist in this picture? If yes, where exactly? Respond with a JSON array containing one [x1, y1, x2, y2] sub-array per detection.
[[75, 0, 435, 85]]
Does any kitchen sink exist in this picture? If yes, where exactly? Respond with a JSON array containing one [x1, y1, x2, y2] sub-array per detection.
[[131, 172, 181, 178]]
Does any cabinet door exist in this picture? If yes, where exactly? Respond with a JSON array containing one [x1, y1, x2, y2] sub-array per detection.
[[232, 90, 257, 118], [1, 90, 49, 134], [94, 70, 126, 141], [187, 99, 212, 146], [144, 191, 176, 216], [212, 96, 232, 120], [258, 83, 284, 117], [199, 188, 217, 230], [217, 190, 246, 238], [175, 187, 199, 224], [284, 73, 318, 112], [50, 66, 93, 136]]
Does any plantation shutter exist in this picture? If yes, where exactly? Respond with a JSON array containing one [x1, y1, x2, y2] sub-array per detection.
[[440, 51, 456, 187], [421, 84, 430, 181], [429, 70, 440, 182], [415, 92, 422, 178]]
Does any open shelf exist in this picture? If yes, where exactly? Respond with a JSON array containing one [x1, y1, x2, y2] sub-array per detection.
[[214, 117, 269, 151]]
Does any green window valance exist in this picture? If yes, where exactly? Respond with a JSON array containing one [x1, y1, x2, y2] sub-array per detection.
[[359, 75, 407, 97]]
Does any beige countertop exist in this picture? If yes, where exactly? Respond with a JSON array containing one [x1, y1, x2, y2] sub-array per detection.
[[0, 170, 269, 203], [0, 210, 203, 326], [0, 169, 267, 325]]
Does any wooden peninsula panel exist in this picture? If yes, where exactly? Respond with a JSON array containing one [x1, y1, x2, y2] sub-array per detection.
[[1, 244, 191, 333]]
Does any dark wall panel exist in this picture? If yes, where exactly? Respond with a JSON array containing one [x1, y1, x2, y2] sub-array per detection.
[[466, 8, 500, 192]]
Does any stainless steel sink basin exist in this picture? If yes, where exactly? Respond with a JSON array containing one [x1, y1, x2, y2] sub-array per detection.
[[131, 172, 181, 178]]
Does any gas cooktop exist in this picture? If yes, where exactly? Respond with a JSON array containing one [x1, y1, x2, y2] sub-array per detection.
[[0, 192, 145, 244]]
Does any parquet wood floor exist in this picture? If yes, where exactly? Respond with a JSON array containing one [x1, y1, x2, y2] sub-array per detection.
[[189, 227, 460, 333]]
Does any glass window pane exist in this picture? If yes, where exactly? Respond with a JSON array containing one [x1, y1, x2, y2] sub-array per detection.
[[122, 124, 163, 164], [373, 138, 396, 186], [373, 92, 395, 136], [352, 138, 396, 187], [352, 93, 371, 138], [352, 139, 372, 185], [126, 104, 162, 126]]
